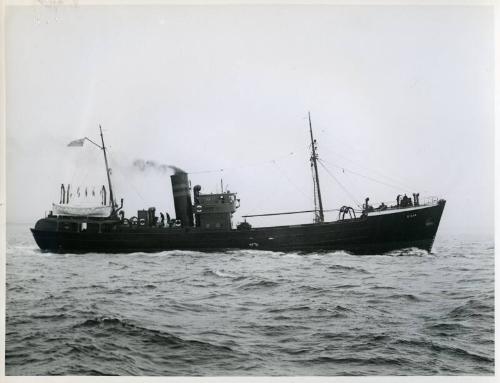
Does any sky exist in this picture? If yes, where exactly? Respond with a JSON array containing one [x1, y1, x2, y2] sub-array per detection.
[[5, 4, 494, 236]]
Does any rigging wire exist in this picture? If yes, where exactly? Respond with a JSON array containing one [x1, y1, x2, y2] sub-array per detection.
[[242, 207, 360, 218], [188, 151, 298, 175], [319, 158, 412, 193], [317, 159, 362, 207], [110, 150, 147, 203], [271, 160, 311, 203], [308, 141, 319, 218], [317, 144, 419, 192], [331, 162, 363, 202], [310, 120, 420, 191], [310, 162, 318, 217], [67, 148, 101, 203]]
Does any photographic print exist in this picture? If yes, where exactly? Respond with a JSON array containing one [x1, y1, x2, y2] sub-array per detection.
[[4, 0, 495, 377]]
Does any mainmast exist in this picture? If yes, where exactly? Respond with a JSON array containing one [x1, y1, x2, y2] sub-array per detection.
[[308, 112, 324, 223], [99, 125, 115, 213]]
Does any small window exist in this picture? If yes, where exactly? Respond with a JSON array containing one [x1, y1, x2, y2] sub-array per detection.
[[61, 222, 78, 232], [81, 222, 87, 231]]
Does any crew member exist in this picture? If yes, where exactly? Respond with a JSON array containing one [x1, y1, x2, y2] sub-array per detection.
[[402, 194, 409, 207], [377, 202, 387, 211], [364, 197, 373, 212]]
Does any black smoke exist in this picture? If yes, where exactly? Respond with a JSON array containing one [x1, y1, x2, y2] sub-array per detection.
[[132, 159, 186, 174]]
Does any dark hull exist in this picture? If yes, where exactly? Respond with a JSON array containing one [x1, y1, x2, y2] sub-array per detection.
[[31, 201, 445, 255]]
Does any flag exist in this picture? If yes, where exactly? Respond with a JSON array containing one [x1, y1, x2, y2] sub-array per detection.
[[67, 138, 85, 147]]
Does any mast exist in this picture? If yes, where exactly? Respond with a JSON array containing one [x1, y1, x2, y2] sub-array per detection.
[[308, 112, 324, 223], [99, 125, 115, 213]]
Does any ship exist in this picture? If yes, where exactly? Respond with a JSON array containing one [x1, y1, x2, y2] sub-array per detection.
[[31, 115, 446, 254]]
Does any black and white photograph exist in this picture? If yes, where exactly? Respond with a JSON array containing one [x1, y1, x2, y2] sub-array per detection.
[[3, 0, 496, 378]]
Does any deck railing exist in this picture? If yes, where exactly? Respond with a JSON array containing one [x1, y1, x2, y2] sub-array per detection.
[[360, 196, 442, 214]]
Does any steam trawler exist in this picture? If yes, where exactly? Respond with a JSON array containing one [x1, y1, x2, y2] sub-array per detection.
[[31, 117, 445, 254]]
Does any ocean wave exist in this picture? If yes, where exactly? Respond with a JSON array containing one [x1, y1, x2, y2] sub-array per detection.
[[431, 344, 493, 363], [126, 250, 208, 258], [393, 338, 493, 363], [425, 322, 466, 335], [385, 248, 430, 257], [7, 245, 42, 256], [279, 252, 302, 258], [334, 284, 361, 289], [7, 284, 26, 293], [315, 250, 353, 257], [296, 285, 330, 293], [107, 261, 127, 267], [267, 306, 308, 314], [307, 355, 407, 366], [315, 306, 352, 318], [232, 275, 249, 282], [386, 293, 422, 302], [74, 316, 235, 353], [6, 228, 495, 376], [370, 285, 397, 290], [238, 280, 280, 290], [448, 299, 493, 319], [333, 305, 351, 312], [31, 313, 69, 321], [328, 264, 369, 273], [202, 269, 239, 279], [249, 323, 310, 336], [227, 249, 291, 258]]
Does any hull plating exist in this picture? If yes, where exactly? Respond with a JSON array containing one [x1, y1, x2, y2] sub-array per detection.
[[31, 201, 445, 255]]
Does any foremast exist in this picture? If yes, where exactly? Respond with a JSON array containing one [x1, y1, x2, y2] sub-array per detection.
[[72, 126, 116, 215], [308, 112, 324, 223], [99, 125, 116, 214]]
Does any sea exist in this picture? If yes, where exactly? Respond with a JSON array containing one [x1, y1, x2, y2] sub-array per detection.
[[5, 223, 495, 376]]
